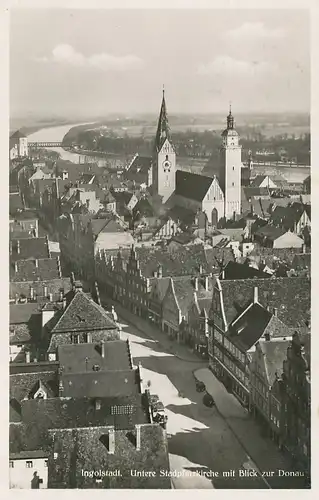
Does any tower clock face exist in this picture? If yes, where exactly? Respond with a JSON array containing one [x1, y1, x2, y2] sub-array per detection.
[[163, 159, 171, 172]]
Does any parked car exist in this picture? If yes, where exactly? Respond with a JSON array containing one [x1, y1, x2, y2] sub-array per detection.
[[195, 380, 206, 393], [203, 392, 215, 408]]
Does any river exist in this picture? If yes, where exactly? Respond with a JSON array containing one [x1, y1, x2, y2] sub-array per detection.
[[27, 123, 310, 183], [27, 122, 100, 164]]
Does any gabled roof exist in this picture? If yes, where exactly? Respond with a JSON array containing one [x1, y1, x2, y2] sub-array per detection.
[[10, 302, 42, 324], [51, 290, 117, 333], [269, 203, 309, 230], [175, 171, 213, 202], [10, 370, 58, 404], [250, 175, 268, 187], [255, 225, 288, 240], [165, 275, 213, 318], [243, 186, 270, 199], [216, 276, 310, 329], [133, 197, 157, 218], [223, 261, 270, 280], [229, 303, 290, 351], [57, 340, 132, 373], [259, 339, 290, 386], [91, 217, 125, 237], [11, 130, 26, 139], [126, 155, 152, 182]]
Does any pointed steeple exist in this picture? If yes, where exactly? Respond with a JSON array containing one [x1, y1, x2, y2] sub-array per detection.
[[154, 86, 171, 152]]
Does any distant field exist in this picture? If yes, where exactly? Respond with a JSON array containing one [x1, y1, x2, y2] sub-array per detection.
[[91, 123, 310, 139]]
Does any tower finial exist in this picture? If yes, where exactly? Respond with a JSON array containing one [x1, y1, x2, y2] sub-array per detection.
[[227, 102, 234, 129]]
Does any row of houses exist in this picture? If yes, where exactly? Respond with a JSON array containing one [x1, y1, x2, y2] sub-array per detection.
[[9, 280, 170, 488]]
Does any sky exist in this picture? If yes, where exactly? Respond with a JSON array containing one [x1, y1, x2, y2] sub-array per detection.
[[10, 9, 310, 119]]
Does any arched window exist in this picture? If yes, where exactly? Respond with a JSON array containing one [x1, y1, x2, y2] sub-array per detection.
[[211, 208, 218, 228]]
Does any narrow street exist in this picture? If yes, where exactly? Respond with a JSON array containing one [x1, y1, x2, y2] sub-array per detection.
[[115, 313, 268, 489], [98, 294, 308, 489]]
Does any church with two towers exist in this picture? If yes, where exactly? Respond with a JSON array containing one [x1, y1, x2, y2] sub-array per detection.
[[151, 89, 243, 222]]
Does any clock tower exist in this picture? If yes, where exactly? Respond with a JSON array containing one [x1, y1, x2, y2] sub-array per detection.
[[219, 107, 242, 219], [153, 88, 176, 202]]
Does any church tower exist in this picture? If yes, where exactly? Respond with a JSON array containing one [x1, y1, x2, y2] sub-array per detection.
[[152, 88, 176, 203], [219, 107, 242, 219]]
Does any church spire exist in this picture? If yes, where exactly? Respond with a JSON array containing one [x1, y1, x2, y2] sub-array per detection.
[[154, 86, 171, 152]]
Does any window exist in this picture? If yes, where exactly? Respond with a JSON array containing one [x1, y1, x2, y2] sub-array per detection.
[[26, 461, 33, 468], [232, 166, 235, 171], [9, 461, 14, 468], [232, 182, 235, 187]]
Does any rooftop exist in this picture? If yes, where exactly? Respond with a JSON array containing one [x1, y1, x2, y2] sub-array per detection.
[[175, 170, 213, 202], [57, 340, 132, 373], [10, 237, 49, 261], [61, 369, 140, 398], [51, 290, 117, 333], [216, 276, 310, 329], [10, 257, 61, 282]]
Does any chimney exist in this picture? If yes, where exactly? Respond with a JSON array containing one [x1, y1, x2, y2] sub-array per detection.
[[14, 262, 18, 273], [108, 428, 115, 454], [273, 307, 278, 317], [135, 425, 141, 451], [302, 243, 306, 254], [101, 340, 105, 358], [74, 281, 83, 292], [49, 293, 53, 302], [17, 240, 20, 254], [253, 286, 258, 303], [95, 399, 101, 410], [205, 276, 209, 291], [25, 351, 31, 363], [199, 263, 203, 274], [30, 286, 34, 300], [44, 285, 48, 297], [194, 277, 198, 291], [59, 289, 64, 301], [87, 332, 92, 343], [59, 380, 64, 396], [157, 265, 163, 279], [62, 297, 67, 310], [35, 259, 38, 268]]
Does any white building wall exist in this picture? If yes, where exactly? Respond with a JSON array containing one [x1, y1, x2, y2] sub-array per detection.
[[95, 232, 134, 252], [259, 176, 277, 188], [9, 344, 24, 362], [156, 139, 176, 203], [19, 138, 29, 157], [202, 181, 225, 222], [9, 458, 48, 489], [273, 233, 304, 249]]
